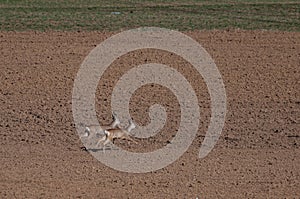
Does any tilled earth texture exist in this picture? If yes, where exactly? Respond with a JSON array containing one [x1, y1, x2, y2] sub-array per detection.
[[0, 30, 299, 198]]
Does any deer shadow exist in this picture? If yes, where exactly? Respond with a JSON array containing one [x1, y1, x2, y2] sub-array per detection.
[[81, 146, 119, 152]]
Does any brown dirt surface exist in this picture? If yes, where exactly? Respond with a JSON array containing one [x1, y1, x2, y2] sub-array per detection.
[[0, 30, 299, 198]]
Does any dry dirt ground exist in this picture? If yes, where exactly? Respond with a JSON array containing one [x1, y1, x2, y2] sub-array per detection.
[[0, 30, 299, 198]]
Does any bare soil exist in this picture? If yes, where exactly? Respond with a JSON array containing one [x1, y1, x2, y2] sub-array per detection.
[[0, 30, 299, 198]]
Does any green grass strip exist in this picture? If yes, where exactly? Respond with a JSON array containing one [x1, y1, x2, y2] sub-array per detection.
[[0, 0, 299, 31]]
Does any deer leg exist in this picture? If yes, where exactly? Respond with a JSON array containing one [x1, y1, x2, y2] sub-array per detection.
[[97, 136, 106, 147], [102, 138, 111, 152]]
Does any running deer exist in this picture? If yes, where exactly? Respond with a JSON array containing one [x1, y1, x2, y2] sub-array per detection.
[[97, 119, 137, 151], [81, 112, 120, 138]]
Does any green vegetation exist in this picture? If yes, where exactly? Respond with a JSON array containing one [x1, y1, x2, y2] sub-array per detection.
[[0, 0, 299, 31]]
